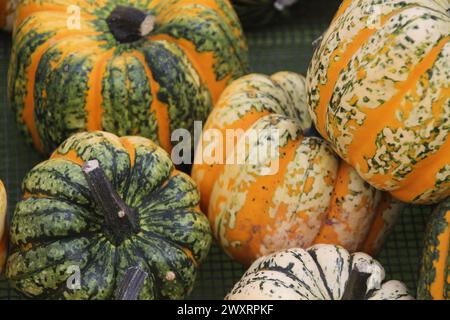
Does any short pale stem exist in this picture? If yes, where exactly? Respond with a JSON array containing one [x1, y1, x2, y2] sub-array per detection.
[[107, 5, 155, 43]]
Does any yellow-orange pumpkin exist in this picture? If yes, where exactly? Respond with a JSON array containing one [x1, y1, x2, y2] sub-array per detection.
[[192, 72, 404, 265], [306, 0, 450, 205]]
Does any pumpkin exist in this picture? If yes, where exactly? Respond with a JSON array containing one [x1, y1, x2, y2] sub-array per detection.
[[417, 197, 450, 300], [306, 0, 450, 205], [231, 0, 299, 28], [5, 131, 212, 299], [0, 180, 7, 273], [191, 72, 404, 266], [0, 0, 16, 31], [8, 0, 248, 155], [226, 244, 414, 300]]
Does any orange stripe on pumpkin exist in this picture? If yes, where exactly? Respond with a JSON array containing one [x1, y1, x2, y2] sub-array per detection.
[[347, 36, 449, 199], [85, 49, 115, 132], [120, 137, 137, 168], [50, 149, 85, 166], [315, 8, 409, 139], [194, 108, 271, 213], [22, 31, 98, 153], [132, 50, 172, 152], [218, 138, 301, 266]]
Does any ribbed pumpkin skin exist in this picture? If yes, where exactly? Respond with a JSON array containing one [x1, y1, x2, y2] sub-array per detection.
[[418, 198, 450, 300], [6, 131, 212, 300], [306, 0, 450, 205], [8, 0, 248, 154], [192, 72, 403, 266], [0, 180, 7, 273], [227, 244, 413, 300], [0, 0, 16, 31]]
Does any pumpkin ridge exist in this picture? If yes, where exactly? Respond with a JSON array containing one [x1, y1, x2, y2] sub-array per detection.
[[312, 5, 417, 140], [22, 31, 99, 152], [6, 236, 100, 282], [347, 35, 450, 176], [131, 50, 171, 151], [85, 49, 115, 132]]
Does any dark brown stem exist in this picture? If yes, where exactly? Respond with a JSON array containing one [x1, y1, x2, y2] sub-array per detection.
[[341, 269, 371, 300], [107, 6, 155, 43], [82, 160, 139, 245], [116, 266, 148, 300]]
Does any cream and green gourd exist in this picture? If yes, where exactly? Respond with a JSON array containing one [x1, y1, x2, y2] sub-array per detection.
[[227, 244, 414, 300]]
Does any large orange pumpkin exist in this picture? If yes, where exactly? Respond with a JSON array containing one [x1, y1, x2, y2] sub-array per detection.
[[192, 72, 404, 265], [8, 0, 248, 154], [306, 0, 450, 205]]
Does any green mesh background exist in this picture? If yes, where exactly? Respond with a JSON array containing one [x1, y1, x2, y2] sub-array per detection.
[[0, 0, 432, 300]]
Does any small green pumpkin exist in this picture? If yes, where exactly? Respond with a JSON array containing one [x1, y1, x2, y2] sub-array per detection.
[[417, 198, 450, 300], [6, 131, 212, 299]]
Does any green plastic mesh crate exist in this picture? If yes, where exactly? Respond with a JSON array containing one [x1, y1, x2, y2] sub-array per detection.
[[0, 0, 433, 300]]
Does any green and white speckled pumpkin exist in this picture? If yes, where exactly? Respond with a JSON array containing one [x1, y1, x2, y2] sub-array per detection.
[[227, 244, 414, 300], [9, 0, 248, 154], [231, 0, 299, 27], [306, 0, 450, 205], [417, 198, 450, 300], [5, 131, 212, 300]]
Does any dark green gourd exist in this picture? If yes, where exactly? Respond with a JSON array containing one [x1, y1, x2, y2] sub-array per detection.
[[6, 131, 212, 299]]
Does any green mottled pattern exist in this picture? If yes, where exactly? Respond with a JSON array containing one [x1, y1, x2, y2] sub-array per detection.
[[6, 131, 212, 300], [417, 198, 450, 300], [9, 0, 249, 154]]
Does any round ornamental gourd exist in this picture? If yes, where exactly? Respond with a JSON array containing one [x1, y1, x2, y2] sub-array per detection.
[[418, 198, 450, 300], [306, 0, 450, 205], [0, 0, 16, 31], [0, 180, 7, 273], [226, 244, 414, 300], [8, 0, 248, 155], [231, 0, 299, 28], [5, 131, 212, 299], [191, 72, 404, 266]]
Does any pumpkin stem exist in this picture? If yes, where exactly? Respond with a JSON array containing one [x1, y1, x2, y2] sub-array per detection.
[[107, 6, 155, 43], [116, 266, 148, 300], [342, 259, 383, 300], [341, 269, 371, 300], [82, 160, 140, 245]]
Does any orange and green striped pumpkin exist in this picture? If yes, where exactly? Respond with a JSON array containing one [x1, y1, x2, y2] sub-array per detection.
[[8, 0, 248, 155], [0, 180, 7, 273], [0, 0, 16, 31], [306, 0, 450, 205], [418, 198, 450, 300], [191, 72, 404, 266]]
